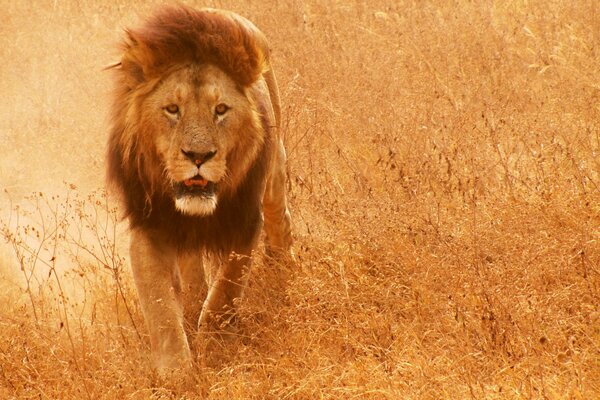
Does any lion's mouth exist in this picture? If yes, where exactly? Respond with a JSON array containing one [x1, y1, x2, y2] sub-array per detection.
[[184, 176, 209, 188], [174, 175, 216, 198]]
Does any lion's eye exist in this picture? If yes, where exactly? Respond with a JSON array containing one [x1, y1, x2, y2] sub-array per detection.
[[215, 103, 229, 116], [165, 104, 179, 115]]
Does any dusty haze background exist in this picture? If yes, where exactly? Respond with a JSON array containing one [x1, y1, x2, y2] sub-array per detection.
[[1, 0, 599, 399]]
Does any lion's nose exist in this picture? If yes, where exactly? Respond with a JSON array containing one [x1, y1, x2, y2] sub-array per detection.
[[181, 149, 217, 166]]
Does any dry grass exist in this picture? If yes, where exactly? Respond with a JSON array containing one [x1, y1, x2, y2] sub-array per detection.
[[1, 0, 599, 398]]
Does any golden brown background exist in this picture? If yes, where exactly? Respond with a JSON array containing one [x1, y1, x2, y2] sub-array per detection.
[[1, 0, 599, 398]]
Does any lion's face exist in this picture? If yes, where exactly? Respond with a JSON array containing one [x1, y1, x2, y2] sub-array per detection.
[[139, 64, 264, 216]]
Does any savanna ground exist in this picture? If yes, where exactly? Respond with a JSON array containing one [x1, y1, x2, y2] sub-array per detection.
[[1, 0, 599, 398]]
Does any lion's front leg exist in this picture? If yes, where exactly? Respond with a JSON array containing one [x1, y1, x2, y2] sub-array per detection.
[[177, 251, 207, 340], [198, 251, 252, 335], [130, 228, 191, 373]]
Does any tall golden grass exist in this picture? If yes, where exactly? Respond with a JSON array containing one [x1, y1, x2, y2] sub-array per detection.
[[1, 0, 599, 398]]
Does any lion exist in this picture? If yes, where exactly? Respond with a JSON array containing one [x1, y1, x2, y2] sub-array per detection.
[[106, 5, 293, 373]]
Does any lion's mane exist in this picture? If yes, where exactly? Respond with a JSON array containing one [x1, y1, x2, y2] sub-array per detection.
[[107, 6, 274, 252]]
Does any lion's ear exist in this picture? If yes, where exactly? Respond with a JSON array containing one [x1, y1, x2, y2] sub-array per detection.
[[119, 30, 149, 87]]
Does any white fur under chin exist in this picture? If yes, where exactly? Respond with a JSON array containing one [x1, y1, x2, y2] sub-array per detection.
[[175, 195, 218, 216]]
